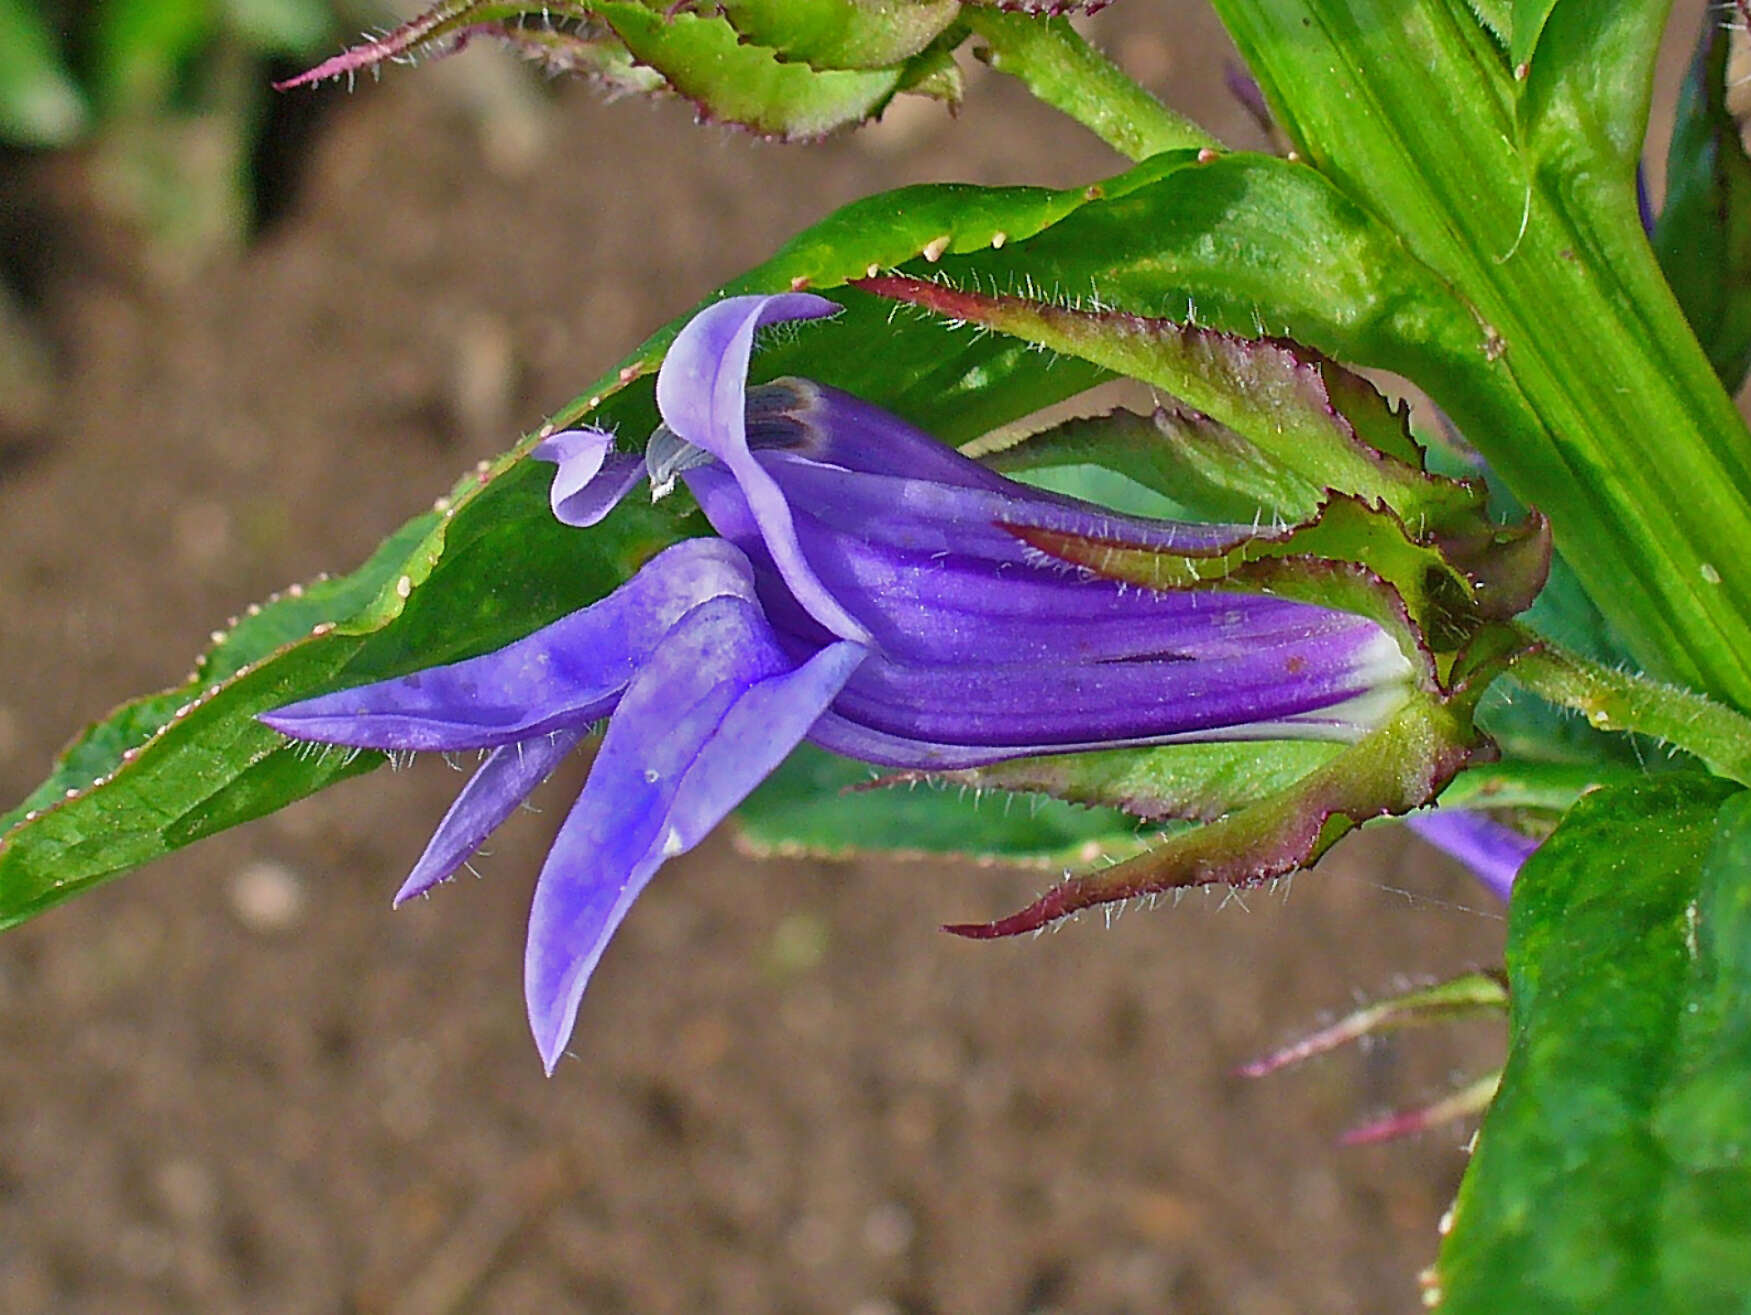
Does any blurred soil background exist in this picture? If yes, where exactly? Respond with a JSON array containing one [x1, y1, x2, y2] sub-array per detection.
[[0, 2, 1653, 1310]]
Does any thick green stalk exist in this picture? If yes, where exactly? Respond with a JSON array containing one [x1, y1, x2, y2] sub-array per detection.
[[1510, 634, 1751, 786], [1208, 0, 1751, 710], [961, 11, 1219, 160]]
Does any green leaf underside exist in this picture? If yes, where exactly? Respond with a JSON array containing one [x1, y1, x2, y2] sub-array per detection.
[[735, 745, 1163, 867], [478, 26, 666, 95], [1655, 17, 1751, 394], [961, 10, 1219, 160], [2, 152, 1239, 927], [1435, 778, 1751, 1313]]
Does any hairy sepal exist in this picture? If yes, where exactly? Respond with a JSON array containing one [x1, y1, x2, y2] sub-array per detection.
[[946, 687, 1484, 938], [853, 273, 1484, 532], [878, 739, 1343, 826], [1010, 493, 1549, 669]]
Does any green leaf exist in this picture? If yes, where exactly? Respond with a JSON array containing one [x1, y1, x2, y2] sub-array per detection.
[[0, 156, 1183, 927], [735, 745, 1159, 866], [715, 0, 962, 69], [0, 0, 87, 146], [1654, 17, 1751, 394], [1434, 777, 1751, 1313]]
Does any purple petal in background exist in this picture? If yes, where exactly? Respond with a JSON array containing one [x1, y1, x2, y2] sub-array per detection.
[[1404, 809, 1538, 901], [1636, 162, 1655, 238], [393, 728, 585, 906]]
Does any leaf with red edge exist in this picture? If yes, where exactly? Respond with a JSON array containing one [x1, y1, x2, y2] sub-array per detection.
[[275, 1, 949, 141]]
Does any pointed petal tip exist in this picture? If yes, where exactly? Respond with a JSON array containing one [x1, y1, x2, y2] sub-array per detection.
[[256, 707, 333, 741], [390, 871, 437, 908], [705, 290, 842, 326], [529, 995, 580, 1078]]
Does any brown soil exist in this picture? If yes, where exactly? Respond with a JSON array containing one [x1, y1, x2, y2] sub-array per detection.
[[0, 10, 1510, 1313]]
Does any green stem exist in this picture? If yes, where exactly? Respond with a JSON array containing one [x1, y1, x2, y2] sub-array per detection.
[[1509, 634, 1751, 787], [1208, 0, 1751, 711], [960, 11, 1220, 161]]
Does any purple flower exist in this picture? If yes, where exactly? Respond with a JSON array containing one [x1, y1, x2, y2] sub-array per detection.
[[1404, 810, 1539, 901], [264, 293, 1416, 1072]]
